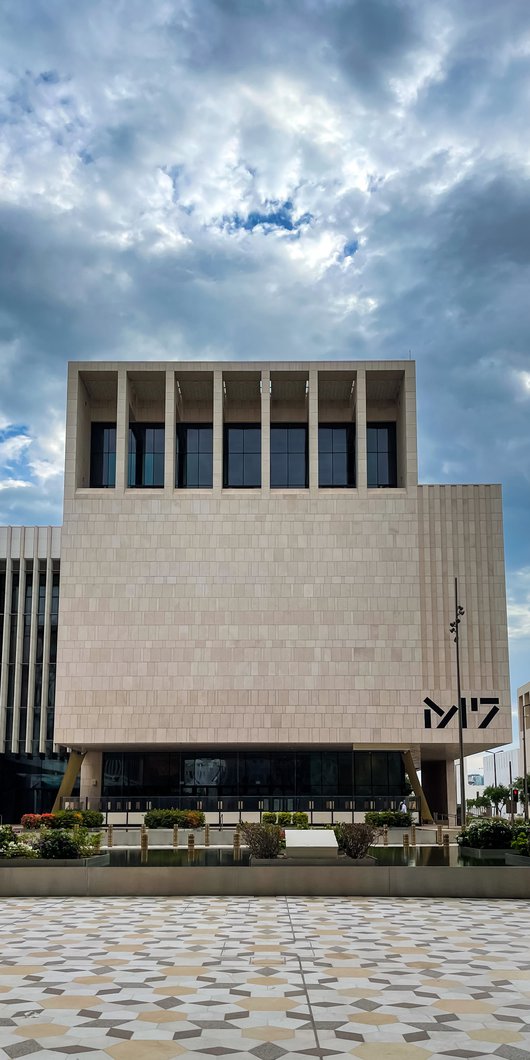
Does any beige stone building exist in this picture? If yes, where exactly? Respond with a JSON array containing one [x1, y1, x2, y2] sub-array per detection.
[[0, 359, 512, 821]]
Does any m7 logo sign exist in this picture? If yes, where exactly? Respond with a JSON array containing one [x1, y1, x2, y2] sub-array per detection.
[[423, 696, 500, 730]]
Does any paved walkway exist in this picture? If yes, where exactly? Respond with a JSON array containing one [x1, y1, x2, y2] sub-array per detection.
[[0, 897, 529, 1059]]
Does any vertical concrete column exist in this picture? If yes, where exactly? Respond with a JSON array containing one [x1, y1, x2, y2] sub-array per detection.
[[80, 751, 103, 805], [446, 759, 457, 823], [26, 533, 40, 753], [356, 368, 367, 490], [0, 529, 13, 744], [64, 364, 81, 503], [115, 366, 129, 492], [39, 530, 53, 752], [402, 361, 418, 488], [261, 368, 270, 490], [308, 368, 319, 491], [164, 368, 176, 491], [213, 369, 223, 491], [11, 528, 26, 751]]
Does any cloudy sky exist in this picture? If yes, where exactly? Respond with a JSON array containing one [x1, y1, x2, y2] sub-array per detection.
[[1, 0, 529, 732]]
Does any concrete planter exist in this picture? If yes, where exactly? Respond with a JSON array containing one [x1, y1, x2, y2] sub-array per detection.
[[2, 862, 530, 898], [0, 854, 109, 868], [505, 852, 530, 866], [458, 846, 512, 860]]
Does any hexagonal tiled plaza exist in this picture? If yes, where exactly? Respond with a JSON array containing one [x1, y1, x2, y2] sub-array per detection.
[[1, 897, 530, 1059]]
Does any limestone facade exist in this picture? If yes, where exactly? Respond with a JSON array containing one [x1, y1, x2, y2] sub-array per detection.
[[50, 359, 511, 766]]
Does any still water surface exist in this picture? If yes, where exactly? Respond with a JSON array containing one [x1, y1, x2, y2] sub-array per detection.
[[107, 846, 508, 868]]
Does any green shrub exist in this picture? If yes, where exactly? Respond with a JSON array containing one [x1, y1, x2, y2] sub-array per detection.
[[511, 824, 530, 856], [458, 819, 512, 849], [277, 811, 292, 827], [262, 812, 277, 824], [365, 810, 412, 828], [292, 812, 309, 829], [47, 810, 83, 830], [37, 829, 82, 859], [511, 832, 530, 856], [80, 810, 104, 828], [335, 823, 377, 860], [35, 827, 100, 859], [0, 825, 17, 849], [240, 823, 282, 859], [143, 809, 205, 829]]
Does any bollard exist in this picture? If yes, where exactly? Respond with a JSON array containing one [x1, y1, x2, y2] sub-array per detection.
[[233, 829, 241, 862], [173, 824, 179, 849], [187, 832, 195, 863], [140, 829, 148, 864], [443, 832, 450, 857], [383, 825, 388, 846], [436, 824, 443, 846], [204, 822, 210, 847], [411, 823, 416, 846], [403, 833, 410, 858], [107, 823, 113, 849]]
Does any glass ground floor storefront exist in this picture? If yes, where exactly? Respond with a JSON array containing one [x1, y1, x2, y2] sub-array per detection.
[[0, 751, 77, 823], [102, 748, 407, 812]]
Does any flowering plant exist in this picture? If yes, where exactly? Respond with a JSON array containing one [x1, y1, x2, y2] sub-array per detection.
[[21, 814, 42, 830], [0, 826, 38, 859]]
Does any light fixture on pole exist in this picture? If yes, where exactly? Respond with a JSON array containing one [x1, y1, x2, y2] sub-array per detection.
[[449, 577, 466, 827], [522, 700, 528, 824]]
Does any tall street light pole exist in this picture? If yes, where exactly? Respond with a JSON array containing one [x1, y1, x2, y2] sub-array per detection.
[[450, 577, 466, 827], [523, 703, 527, 826]]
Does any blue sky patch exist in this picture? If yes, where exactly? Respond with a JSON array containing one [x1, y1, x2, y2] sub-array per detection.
[[226, 200, 313, 233]]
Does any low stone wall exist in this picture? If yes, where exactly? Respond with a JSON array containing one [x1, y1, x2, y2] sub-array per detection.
[[0, 863, 529, 899]]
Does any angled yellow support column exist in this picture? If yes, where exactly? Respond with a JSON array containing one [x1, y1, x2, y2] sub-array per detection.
[[52, 750, 86, 813], [402, 749, 433, 824]]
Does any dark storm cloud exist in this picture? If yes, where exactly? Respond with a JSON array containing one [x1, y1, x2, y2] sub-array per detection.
[[1, 0, 530, 703]]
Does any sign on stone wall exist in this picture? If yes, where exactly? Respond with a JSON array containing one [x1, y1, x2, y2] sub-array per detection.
[[423, 696, 499, 730]]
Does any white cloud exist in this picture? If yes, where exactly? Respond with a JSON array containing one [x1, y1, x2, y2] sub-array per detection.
[[0, 478, 31, 491], [508, 568, 530, 640], [0, 0, 528, 575], [0, 433, 31, 465]]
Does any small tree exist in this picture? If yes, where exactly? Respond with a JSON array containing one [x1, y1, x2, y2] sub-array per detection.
[[514, 775, 530, 793], [483, 784, 510, 815]]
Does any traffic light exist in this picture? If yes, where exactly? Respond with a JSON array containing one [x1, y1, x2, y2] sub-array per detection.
[[513, 788, 519, 803]]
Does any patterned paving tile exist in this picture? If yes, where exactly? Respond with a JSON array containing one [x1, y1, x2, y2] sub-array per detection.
[[0, 898, 530, 1058]]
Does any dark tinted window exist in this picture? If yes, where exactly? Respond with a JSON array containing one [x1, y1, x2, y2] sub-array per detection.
[[318, 424, 355, 487], [224, 425, 261, 487], [270, 425, 308, 487], [90, 423, 116, 487], [176, 424, 213, 488], [367, 422, 397, 487], [128, 424, 165, 487]]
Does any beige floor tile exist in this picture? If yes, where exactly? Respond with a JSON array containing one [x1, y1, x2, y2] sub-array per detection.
[[242, 1026, 296, 1041], [433, 998, 498, 1013], [152, 985, 197, 995], [235, 997, 300, 1011], [348, 1011, 398, 1025], [467, 1028, 523, 1044], [351, 1045, 430, 1059], [39, 995, 103, 1009], [15, 1024, 69, 1037], [105, 1043, 187, 1059], [73, 975, 114, 984]]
